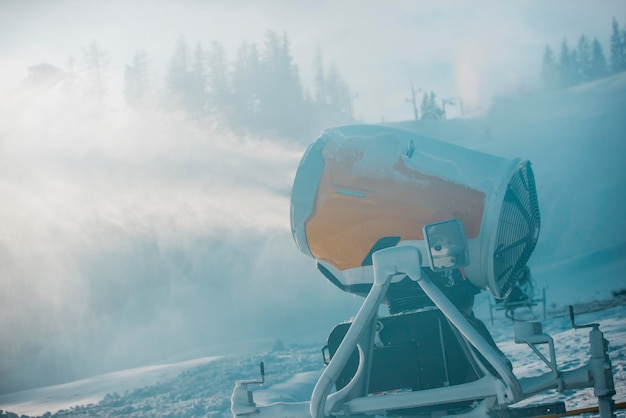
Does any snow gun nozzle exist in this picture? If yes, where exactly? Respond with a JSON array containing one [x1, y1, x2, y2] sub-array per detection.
[[235, 361, 265, 386], [259, 362, 265, 384], [569, 305, 599, 330]]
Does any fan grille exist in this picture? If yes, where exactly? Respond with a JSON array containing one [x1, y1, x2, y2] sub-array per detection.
[[493, 162, 540, 298]]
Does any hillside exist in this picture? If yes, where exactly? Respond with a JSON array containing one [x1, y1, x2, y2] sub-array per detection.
[[1, 72, 625, 417]]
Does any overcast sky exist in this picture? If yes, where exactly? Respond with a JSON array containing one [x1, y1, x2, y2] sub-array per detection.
[[1, 0, 625, 393], [1, 0, 625, 121]]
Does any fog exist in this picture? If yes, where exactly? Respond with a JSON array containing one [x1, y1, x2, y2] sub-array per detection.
[[1, 0, 625, 395], [0, 87, 367, 392], [1, 1, 624, 119]]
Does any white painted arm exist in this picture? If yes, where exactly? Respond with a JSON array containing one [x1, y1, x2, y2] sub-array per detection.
[[310, 246, 422, 418]]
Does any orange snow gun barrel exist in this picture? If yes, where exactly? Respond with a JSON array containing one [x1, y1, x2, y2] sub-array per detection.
[[290, 124, 540, 299]]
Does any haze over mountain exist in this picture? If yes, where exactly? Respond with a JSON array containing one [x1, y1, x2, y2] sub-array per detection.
[[0, 0, 625, 401]]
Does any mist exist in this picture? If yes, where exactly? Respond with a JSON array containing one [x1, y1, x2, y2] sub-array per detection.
[[2, 1, 624, 119], [0, 83, 363, 393], [1, 0, 625, 396]]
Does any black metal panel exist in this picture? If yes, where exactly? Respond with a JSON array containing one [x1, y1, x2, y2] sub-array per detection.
[[325, 310, 480, 394]]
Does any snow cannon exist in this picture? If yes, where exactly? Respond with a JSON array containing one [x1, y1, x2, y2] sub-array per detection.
[[233, 124, 617, 418], [290, 124, 540, 299]]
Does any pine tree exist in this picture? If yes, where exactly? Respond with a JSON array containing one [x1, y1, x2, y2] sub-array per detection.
[[257, 30, 285, 131], [590, 37, 608, 80], [278, 31, 307, 135], [166, 36, 190, 108], [325, 63, 353, 118], [540, 45, 559, 88], [124, 49, 151, 108], [311, 49, 328, 131], [154, 30, 354, 139], [420, 91, 444, 120], [569, 49, 580, 85], [187, 43, 208, 117], [313, 48, 327, 105], [82, 39, 109, 103], [609, 17, 625, 73], [430, 92, 444, 120], [206, 40, 231, 114], [165, 37, 207, 116], [623, 25, 626, 70], [420, 92, 430, 119], [310, 50, 354, 131], [256, 30, 305, 136], [558, 39, 575, 87], [575, 35, 592, 83], [231, 41, 261, 128], [63, 55, 78, 94]]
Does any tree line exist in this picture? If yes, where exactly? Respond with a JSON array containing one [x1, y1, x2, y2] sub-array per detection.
[[541, 17, 626, 89], [124, 30, 354, 140]]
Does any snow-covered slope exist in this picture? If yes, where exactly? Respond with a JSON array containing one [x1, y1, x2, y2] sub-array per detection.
[[0, 355, 220, 416], [1, 71, 624, 418], [1, 298, 624, 417]]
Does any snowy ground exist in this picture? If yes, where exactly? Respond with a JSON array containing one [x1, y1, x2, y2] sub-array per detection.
[[1, 298, 624, 417], [492, 301, 626, 414], [0, 355, 220, 417]]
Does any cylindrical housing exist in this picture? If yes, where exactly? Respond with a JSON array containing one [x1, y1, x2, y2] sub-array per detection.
[[290, 124, 539, 298]]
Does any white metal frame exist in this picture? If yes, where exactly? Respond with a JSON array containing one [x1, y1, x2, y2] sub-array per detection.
[[231, 245, 616, 418]]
